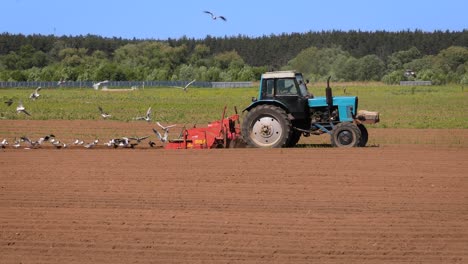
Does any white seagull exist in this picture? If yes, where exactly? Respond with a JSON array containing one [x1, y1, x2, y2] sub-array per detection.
[[12, 138, 21, 148], [29, 86, 42, 100], [73, 139, 84, 145], [134, 106, 152, 122], [153, 122, 176, 143], [175, 79, 196, 92], [204, 11, 227, 21], [98, 106, 111, 119], [52, 140, 67, 149], [84, 139, 99, 149], [20, 136, 43, 148], [93, 80, 109, 90], [16, 101, 31, 116], [0, 139, 8, 149]]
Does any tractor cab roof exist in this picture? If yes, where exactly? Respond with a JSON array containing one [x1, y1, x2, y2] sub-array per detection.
[[261, 71, 299, 79]]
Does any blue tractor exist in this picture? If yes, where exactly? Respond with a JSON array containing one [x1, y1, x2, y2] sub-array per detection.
[[241, 71, 379, 148]]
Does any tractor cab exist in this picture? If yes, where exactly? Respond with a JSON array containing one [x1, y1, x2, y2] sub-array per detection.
[[258, 71, 311, 120]]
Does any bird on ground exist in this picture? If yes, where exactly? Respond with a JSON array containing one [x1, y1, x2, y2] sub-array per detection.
[[204, 11, 227, 21], [98, 106, 111, 119], [104, 138, 119, 148], [175, 79, 196, 92], [134, 107, 152, 122], [16, 101, 31, 116], [117, 137, 138, 148], [29, 86, 42, 100], [148, 140, 156, 148], [34, 134, 55, 146], [12, 138, 21, 148], [20, 136, 43, 148], [73, 139, 84, 145], [52, 140, 67, 149], [0, 139, 8, 149], [4, 98, 13, 106], [84, 139, 99, 149]]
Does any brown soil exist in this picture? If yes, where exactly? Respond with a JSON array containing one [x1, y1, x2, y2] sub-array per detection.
[[1, 120, 467, 263]]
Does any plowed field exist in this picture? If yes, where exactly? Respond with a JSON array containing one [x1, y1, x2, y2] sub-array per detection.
[[1, 120, 467, 263]]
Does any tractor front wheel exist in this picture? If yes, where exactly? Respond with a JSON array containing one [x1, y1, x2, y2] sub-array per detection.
[[242, 105, 291, 148], [357, 124, 368, 147], [331, 122, 362, 148]]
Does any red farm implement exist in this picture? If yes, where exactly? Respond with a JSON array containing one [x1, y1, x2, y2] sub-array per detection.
[[164, 107, 245, 149]]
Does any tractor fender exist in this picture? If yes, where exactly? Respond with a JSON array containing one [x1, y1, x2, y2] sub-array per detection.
[[243, 100, 290, 115]]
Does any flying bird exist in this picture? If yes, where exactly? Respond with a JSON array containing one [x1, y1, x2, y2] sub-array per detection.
[[4, 98, 14, 106], [204, 11, 227, 21], [20, 136, 43, 148], [29, 86, 42, 100], [134, 106, 152, 122], [148, 140, 156, 148], [157, 122, 176, 131], [93, 80, 109, 90], [129, 135, 150, 143], [16, 101, 31, 116], [152, 128, 167, 143], [98, 106, 111, 119], [175, 79, 196, 92], [153, 122, 176, 143]]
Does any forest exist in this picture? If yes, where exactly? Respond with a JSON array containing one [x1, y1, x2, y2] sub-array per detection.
[[0, 30, 467, 84]]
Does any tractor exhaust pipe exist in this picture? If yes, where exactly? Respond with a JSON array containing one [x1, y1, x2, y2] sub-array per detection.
[[325, 76, 333, 107], [325, 76, 333, 120]]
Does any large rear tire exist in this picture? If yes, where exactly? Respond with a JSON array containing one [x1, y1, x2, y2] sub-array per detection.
[[331, 122, 361, 148], [287, 130, 302, 147], [242, 105, 291, 148]]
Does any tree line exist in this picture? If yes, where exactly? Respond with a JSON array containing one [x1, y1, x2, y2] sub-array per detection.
[[0, 30, 466, 84]]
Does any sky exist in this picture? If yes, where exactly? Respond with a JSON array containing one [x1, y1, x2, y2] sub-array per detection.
[[1, 0, 467, 40]]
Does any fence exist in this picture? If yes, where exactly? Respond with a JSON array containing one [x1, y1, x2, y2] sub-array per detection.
[[400, 81, 432, 86], [0, 81, 254, 89]]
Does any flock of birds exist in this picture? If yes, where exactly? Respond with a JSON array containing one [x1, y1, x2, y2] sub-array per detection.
[[1, 80, 199, 150], [0, 120, 181, 150]]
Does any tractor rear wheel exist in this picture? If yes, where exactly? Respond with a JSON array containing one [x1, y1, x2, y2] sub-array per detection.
[[287, 130, 302, 147], [331, 122, 362, 148], [242, 105, 291, 148], [357, 124, 368, 147]]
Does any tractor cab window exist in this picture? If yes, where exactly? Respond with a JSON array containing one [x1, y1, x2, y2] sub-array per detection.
[[276, 79, 298, 95], [261, 79, 275, 98], [295, 74, 312, 98]]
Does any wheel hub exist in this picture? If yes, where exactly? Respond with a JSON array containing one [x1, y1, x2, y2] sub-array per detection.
[[337, 130, 353, 145], [251, 117, 283, 146]]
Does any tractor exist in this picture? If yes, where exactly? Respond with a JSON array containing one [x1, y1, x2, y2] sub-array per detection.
[[241, 71, 379, 148]]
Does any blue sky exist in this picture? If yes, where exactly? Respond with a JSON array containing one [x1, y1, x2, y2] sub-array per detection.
[[2, 0, 467, 39]]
